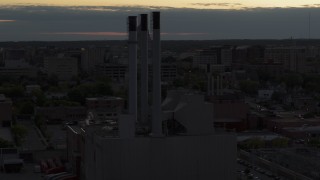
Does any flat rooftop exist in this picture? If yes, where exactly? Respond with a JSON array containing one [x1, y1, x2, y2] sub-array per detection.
[[270, 118, 320, 123], [86, 96, 123, 101], [0, 127, 13, 142]]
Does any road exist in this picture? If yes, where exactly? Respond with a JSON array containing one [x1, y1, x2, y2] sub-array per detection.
[[237, 159, 286, 180], [47, 125, 67, 149], [19, 121, 47, 151]]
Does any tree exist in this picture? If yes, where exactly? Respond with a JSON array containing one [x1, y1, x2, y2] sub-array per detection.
[[308, 138, 320, 148], [239, 80, 259, 95], [0, 137, 13, 148], [68, 82, 114, 104], [11, 124, 28, 146], [282, 73, 303, 89], [0, 84, 25, 98], [34, 115, 45, 128], [272, 138, 289, 148], [271, 91, 285, 102], [48, 74, 59, 86], [94, 82, 113, 96], [18, 101, 35, 115], [68, 88, 85, 104], [32, 89, 47, 106], [244, 137, 265, 149]]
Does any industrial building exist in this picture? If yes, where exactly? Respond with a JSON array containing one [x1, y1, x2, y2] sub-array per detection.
[[67, 12, 236, 180]]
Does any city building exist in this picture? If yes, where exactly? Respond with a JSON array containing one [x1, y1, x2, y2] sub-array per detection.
[[147, 63, 177, 82], [3, 49, 30, 68], [258, 89, 274, 101], [35, 106, 87, 124], [81, 47, 109, 72], [267, 117, 320, 134], [86, 96, 125, 123], [264, 46, 313, 73], [43, 55, 78, 80], [282, 125, 320, 139], [193, 46, 232, 72], [162, 90, 214, 135], [0, 94, 12, 127], [232, 45, 249, 64], [94, 63, 127, 82], [25, 85, 41, 94], [208, 94, 249, 131], [159, 63, 177, 82], [0, 67, 37, 79]]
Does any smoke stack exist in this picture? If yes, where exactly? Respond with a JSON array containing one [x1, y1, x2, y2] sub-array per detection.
[[128, 16, 138, 124], [151, 12, 162, 136], [220, 76, 223, 95], [206, 64, 211, 96], [216, 76, 220, 96], [140, 14, 149, 126], [212, 76, 215, 95]]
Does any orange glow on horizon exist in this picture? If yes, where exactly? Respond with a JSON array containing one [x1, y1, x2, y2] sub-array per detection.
[[0, 20, 16, 22], [1, 0, 320, 10]]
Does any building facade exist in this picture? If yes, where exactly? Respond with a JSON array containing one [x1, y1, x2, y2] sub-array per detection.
[[44, 56, 78, 80]]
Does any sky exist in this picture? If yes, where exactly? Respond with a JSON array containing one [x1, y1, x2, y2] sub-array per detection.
[[1, 1, 320, 41]]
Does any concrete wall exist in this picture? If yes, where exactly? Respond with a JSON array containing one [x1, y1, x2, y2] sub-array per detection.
[[85, 134, 236, 180], [0, 98, 12, 126]]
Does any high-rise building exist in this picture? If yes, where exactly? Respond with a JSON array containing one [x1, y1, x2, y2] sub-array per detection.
[[44, 55, 78, 80], [193, 46, 233, 72], [81, 47, 109, 72], [3, 49, 30, 68]]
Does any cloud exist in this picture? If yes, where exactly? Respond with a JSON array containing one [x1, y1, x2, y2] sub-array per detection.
[[302, 4, 320, 8], [191, 3, 242, 7], [162, 32, 208, 36], [42, 32, 127, 36], [0, 19, 16, 22], [1, 5, 320, 41]]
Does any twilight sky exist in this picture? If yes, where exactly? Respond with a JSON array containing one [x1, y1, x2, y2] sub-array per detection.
[[1, 1, 320, 41]]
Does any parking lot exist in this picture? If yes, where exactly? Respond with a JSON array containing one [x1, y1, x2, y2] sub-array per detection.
[[237, 158, 285, 180]]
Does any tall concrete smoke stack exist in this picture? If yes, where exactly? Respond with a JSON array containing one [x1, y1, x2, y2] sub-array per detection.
[[140, 14, 149, 126], [128, 16, 138, 123], [151, 12, 162, 136]]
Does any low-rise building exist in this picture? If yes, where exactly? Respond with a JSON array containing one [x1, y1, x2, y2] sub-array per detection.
[[282, 126, 320, 139], [258, 89, 274, 101], [25, 85, 41, 94], [0, 94, 12, 127], [86, 97, 125, 123], [35, 106, 87, 124], [267, 117, 320, 134], [207, 94, 250, 131]]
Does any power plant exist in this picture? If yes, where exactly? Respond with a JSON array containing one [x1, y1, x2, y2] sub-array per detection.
[[127, 12, 162, 136], [81, 11, 237, 180]]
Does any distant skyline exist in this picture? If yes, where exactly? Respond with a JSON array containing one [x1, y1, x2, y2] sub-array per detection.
[[1, 1, 320, 41]]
